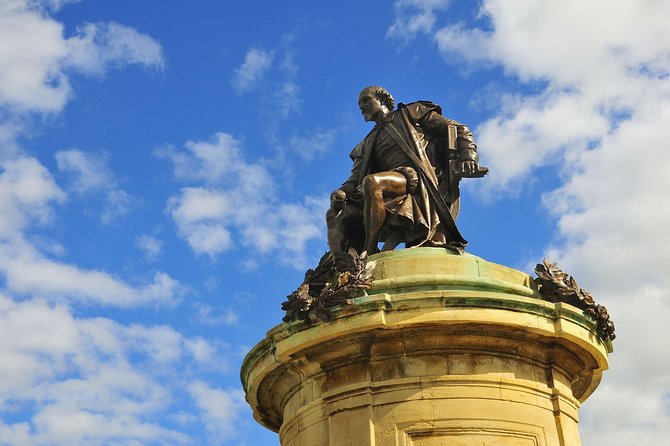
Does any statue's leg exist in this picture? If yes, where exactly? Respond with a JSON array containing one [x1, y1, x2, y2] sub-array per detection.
[[361, 171, 407, 254], [326, 204, 364, 253], [326, 212, 347, 252]]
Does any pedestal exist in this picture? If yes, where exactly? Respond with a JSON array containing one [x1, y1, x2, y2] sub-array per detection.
[[241, 248, 611, 446]]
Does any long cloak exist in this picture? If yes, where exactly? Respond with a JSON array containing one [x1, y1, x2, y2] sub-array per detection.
[[340, 101, 474, 250]]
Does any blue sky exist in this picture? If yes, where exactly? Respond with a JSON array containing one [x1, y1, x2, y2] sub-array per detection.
[[1, 0, 669, 445]]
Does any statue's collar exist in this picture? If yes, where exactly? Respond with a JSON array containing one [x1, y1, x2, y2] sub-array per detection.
[[373, 112, 395, 128]]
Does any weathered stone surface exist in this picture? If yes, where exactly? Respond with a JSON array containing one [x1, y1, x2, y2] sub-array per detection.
[[241, 248, 611, 446]]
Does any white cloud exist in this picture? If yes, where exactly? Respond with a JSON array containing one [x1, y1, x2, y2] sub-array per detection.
[[0, 155, 181, 307], [0, 4, 175, 309], [0, 1, 70, 112], [55, 149, 113, 191], [290, 129, 337, 161], [99, 188, 136, 224], [0, 156, 65, 238], [0, 294, 238, 445], [136, 234, 163, 261], [426, 0, 670, 443], [26, 0, 81, 12], [125, 323, 184, 363], [66, 21, 165, 76], [230, 42, 303, 127], [0, 4, 237, 444], [0, 0, 163, 113], [0, 120, 24, 158], [156, 132, 267, 186], [274, 80, 301, 119], [231, 48, 274, 93], [163, 133, 325, 267], [0, 240, 184, 307], [433, 0, 670, 193], [56, 149, 137, 224], [183, 337, 216, 364], [193, 302, 239, 326], [387, 0, 450, 42], [187, 381, 246, 442], [167, 187, 234, 257], [0, 296, 77, 404]]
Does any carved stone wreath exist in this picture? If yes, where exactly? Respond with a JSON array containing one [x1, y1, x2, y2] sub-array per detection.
[[534, 259, 615, 342], [281, 249, 376, 323]]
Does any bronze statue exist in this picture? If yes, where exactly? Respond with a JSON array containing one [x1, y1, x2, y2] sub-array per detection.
[[327, 86, 486, 254]]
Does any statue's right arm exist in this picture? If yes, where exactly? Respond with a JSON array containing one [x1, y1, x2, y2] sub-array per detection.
[[339, 142, 365, 197], [339, 158, 361, 198]]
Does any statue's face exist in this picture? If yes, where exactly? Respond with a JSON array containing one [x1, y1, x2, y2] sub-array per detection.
[[358, 89, 385, 122]]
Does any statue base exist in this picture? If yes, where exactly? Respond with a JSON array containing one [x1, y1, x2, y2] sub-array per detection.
[[241, 248, 611, 446]]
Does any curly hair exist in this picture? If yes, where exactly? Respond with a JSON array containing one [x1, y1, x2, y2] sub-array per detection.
[[360, 85, 395, 110]]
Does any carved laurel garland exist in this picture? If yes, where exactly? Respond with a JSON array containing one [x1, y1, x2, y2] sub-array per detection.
[[282, 250, 376, 323], [534, 259, 615, 341]]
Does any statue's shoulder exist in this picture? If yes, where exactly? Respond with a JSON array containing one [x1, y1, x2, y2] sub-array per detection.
[[398, 101, 443, 120], [349, 124, 381, 159], [349, 139, 365, 159]]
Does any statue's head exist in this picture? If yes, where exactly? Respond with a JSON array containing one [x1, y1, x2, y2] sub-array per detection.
[[358, 86, 395, 122]]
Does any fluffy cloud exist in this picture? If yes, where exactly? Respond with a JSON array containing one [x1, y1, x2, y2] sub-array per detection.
[[274, 79, 301, 120], [408, 0, 670, 443], [161, 132, 325, 267], [56, 149, 137, 223], [0, 3, 247, 445], [187, 381, 247, 443], [387, 0, 449, 42], [136, 234, 164, 261], [0, 243, 183, 307], [0, 157, 64, 238], [65, 21, 165, 75], [433, 0, 670, 194], [167, 187, 234, 256], [0, 295, 237, 445], [231, 48, 274, 94], [0, 6, 180, 309], [193, 302, 239, 326], [231, 42, 302, 123], [0, 153, 180, 307], [55, 149, 114, 191], [290, 129, 337, 161], [98, 188, 136, 224], [0, 0, 163, 113]]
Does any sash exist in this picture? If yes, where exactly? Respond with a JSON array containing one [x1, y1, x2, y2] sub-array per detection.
[[381, 116, 467, 248]]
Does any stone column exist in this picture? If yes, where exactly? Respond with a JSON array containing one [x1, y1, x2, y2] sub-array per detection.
[[241, 248, 611, 446]]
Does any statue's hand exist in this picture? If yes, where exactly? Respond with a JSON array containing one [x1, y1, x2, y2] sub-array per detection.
[[459, 160, 478, 176], [330, 189, 346, 210]]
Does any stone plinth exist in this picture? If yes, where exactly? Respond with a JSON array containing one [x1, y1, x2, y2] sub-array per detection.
[[241, 248, 611, 446]]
